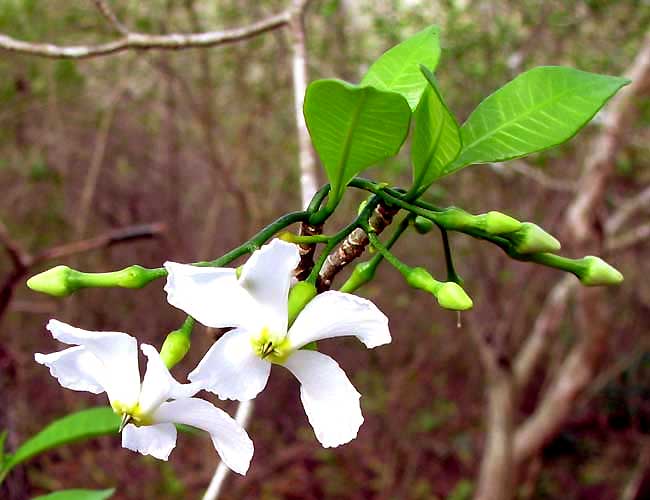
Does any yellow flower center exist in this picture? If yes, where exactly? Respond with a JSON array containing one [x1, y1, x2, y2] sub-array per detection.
[[112, 401, 152, 428], [251, 326, 291, 364]]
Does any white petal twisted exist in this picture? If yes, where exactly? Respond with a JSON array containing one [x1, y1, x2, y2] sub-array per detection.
[[284, 350, 364, 448]]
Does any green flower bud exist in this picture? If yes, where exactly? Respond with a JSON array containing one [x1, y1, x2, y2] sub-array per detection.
[[287, 281, 318, 326], [339, 260, 377, 293], [27, 265, 78, 297], [405, 268, 473, 310], [28, 264, 160, 296], [436, 282, 474, 311], [413, 216, 435, 234], [510, 222, 561, 254], [235, 265, 243, 279], [483, 211, 522, 235], [405, 267, 439, 293], [159, 330, 191, 369], [578, 256, 623, 286]]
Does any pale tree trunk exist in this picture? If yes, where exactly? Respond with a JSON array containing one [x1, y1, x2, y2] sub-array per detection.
[[474, 33, 650, 500], [202, 3, 317, 499], [475, 367, 515, 500]]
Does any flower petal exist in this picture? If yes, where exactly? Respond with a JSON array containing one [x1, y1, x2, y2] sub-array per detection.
[[283, 350, 363, 448], [34, 346, 105, 394], [239, 239, 299, 332], [164, 262, 258, 330], [138, 344, 201, 415], [189, 329, 270, 401], [121, 422, 177, 461], [45, 319, 140, 407], [153, 398, 254, 475], [287, 291, 391, 350]]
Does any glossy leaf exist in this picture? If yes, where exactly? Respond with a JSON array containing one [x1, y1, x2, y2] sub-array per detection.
[[32, 489, 115, 500], [410, 67, 461, 194], [304, 79, 411, 205], [447, 66, 630, 174], [4, 407, 119, 473], [361, 26, 441, 110]]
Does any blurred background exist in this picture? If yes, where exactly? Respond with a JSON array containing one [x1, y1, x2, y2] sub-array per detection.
[[0, 0, 649, 498]]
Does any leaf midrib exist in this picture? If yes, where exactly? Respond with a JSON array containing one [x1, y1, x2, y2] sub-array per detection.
[[413, 99, 445, 190], [365, 29, 438, 91], [458, 79, 608, 162], [332, 90, 369, 200]]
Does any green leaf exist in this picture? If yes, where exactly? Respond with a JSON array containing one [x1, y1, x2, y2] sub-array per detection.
[[4, 407, 119, 473], [304, 79, 411, 206], [361, 26, 441, 110], [0, 430, 7, 464], [447, 66, 630, 175], [410, 67, 461, 195], [31, 488, 115, 500]]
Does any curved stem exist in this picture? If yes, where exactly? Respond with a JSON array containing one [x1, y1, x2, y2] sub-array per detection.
[[439, 227, 463, 284]]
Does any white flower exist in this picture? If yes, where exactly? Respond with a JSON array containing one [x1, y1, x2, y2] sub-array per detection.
[[35, 319, 253, 474], [164, 239, 391, 448]]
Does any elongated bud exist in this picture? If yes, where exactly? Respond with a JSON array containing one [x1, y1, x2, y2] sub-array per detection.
[[406, 267, 473, 311], [160, 330, 191, 369], [413, 216, 434, 234], [27, 264, 161, 297], [287, 281, 317, 326], [578, 256, 623, 286], [483, 211, 522, 235], [436, 282, 473, 311], [509, 222, 561, 254], [27, 265, 77, 297], [339, 260, 377, 293]]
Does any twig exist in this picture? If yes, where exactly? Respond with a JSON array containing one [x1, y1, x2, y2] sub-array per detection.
[[620, 438, 650, 500], [0, 12, 291, 59], [513, 276, 575, 389], [490, 161, 578, 193], [0, 220, 29, 268], [90, 0, 129, 35], [32, 223, 166, 263], [606, 184, 650, 235], [606, 221, 650, 252], [0, 222, 165, 321]]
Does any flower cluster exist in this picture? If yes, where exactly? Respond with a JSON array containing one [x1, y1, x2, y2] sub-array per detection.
[[35, 240, 391, 474]]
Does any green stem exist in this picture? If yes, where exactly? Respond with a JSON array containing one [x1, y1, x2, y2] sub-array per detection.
[[179, 315, 195, 337], [307, 183, 331, 214], [347, 177, 591, 278], [195, 210, 311, 267], [439, 227, 463, 284], [280, 233, 332, 244], [364, 226, 411, 276]]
